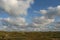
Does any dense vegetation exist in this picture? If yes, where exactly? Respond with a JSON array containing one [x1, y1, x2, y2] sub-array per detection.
[[0, 31, 60, 40]]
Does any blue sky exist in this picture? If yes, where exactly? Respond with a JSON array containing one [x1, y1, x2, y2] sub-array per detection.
[[0, 0, 60, 31], [26, 0, 60, 23]]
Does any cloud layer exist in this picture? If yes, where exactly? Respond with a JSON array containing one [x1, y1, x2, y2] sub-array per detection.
[[0, 0, 60, 31], [0, 0, 34, 17], [40, 5, 60, 19], [32, 16, 54, 27]]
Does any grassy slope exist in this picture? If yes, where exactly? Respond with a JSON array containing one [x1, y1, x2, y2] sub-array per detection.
[[0, 31, 60, 40]]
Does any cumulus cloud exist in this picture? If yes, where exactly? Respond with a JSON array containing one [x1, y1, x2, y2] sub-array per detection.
[[0, 0, 34, 17], [40, 10, 47, 14], [0, 0, 34, 31], [52, 22, 60, 31], [0, 16, 60, 31], [0, 17, 29, 31], [39, 5, 60, 19], [46, 22, 60, 31], [0, 16, 55, 31], [35, 5, 60, 19], [32, 16, 54, 27], [0, 17, 27, 26], [0, 1, 60, 31], [32, 5, 60, 31]]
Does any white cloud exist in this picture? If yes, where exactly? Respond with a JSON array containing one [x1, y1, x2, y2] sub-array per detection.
[[40, 10, 47, 14], [34, 5, 60, 19], [0, 16, 60, 31], [46, 22, 60, 31], [32, 16, 54, 27], [0, 0, 34, 17], [0, 0, 34, 31], [0, 17, 27, 26], [0, 17, 29, 31], [0, 3, 60, 31], [32, 5, 60, 31], [52, 22, 60, 31]]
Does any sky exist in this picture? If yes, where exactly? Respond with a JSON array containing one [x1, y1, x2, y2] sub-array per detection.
[[0, 0, 60, 31]]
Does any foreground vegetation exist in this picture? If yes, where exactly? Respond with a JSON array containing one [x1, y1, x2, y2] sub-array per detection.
[[0, 31, 60, 40]]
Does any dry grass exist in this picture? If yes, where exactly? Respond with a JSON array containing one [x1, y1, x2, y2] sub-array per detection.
[[0, 31, 60, 40]]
